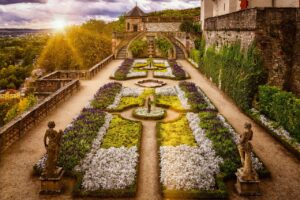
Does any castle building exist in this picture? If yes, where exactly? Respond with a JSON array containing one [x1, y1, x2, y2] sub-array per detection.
[[201, 0, 300, 29], [125, 5, 198, 32]]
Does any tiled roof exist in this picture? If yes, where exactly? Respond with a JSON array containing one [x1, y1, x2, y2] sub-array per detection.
[[126, 6, 145, 17]]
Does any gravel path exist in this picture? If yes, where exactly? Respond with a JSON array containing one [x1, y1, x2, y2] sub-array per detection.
[[0, 59, 299, 200]]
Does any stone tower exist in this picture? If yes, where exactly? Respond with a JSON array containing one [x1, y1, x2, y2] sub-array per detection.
[[125, 5, 145, 32]]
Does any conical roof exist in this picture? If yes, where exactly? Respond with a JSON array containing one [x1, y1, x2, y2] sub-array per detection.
[[126, 6, 145, 17]]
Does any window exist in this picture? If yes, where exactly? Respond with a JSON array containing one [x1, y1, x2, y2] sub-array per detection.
[[127, 23, 130, 31]]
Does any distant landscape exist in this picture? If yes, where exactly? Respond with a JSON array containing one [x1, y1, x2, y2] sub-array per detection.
[[0, 29, 52, 37]]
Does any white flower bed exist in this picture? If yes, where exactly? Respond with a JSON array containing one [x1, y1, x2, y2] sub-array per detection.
[[107, 87, 144, 109], [155, 87, 177, 96], [154, 67, 175, 78], [127, 68, 147, 78], [159, 113, 222, 190], [175, 86, 190, 109], [75, 113, 113, 172], [160, 145, 221, 190], [216, 113, 264, 170], [81, 146, 138, 191]]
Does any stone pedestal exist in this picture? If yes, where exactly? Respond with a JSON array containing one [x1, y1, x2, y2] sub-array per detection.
[[40, 168, 64, 195], [235, 172, 261, 196]]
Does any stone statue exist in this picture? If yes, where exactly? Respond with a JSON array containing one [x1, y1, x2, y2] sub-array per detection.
[[237, 122, 258, 181], [43, 121, 63, 178], [147, 97, 152, 113]]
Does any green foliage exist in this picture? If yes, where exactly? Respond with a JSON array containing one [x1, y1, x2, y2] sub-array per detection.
[[258, 86, 300, 142], [101, 115, 142, 148], [0, 35, 48, 89], [4, 94, 37, 123], [147, 7, 200, 17], [155, 95, 185, 111], [190, 49, 200, 65], [180, 21, 201, 34], [38, 20, 112, 72], [198, 111, 240, 175], [0, 101, 15, 126], [129, 39, 147, 58], [199, 42, 267, 110], [155, 37, 172, 57], [157, 115, 197, 147]]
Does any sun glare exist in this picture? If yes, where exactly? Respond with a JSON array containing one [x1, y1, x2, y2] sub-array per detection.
[[52, 18, 67, 31]]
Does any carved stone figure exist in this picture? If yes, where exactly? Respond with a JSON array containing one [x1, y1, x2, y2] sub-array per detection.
[[43, 121, 63, 178], [238, 122, 258, 181], [147, 97, 152, 113]]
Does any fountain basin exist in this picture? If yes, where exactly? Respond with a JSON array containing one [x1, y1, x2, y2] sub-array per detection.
[[136, 79, 167, 88], [133, 107, 166, 120]]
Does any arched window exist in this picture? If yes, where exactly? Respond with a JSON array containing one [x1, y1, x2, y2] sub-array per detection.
[[127, 23, 130, 31]]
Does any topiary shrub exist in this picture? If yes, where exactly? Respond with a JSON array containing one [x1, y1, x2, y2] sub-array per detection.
[[258, 85, 300, 142]]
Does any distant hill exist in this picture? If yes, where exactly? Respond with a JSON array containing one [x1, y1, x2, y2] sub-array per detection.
[[146, 7, 200, 17], [0, 29, 51, 37]]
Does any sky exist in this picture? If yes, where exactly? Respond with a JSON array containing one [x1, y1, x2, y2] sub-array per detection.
[[0, 0, 200, 29]]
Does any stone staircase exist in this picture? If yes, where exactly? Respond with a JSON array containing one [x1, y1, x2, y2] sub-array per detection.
[[116, 46, 127, 59], [147, 39, 155, 58], [174, 44, 185, 59]]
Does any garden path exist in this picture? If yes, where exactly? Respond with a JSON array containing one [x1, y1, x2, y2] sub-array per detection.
[[0, 59, 300, 200]]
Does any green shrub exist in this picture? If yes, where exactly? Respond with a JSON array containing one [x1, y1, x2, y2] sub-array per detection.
[[190, 49, 200, 65], [258, 85, 300, 142], [129, 39, 147, 58], [155, 37, 172, 57], [199, 42, 266, 110]]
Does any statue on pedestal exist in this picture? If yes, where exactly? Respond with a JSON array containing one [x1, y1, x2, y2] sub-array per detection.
[[43, 121, 63, 178], [235, 122, 260, 196], [40, 121, 64, 194], [237, 122, 258, 181]]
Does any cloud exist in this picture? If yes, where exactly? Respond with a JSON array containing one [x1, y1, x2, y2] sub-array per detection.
[[0, 0, 200, 28], [0, 0, 47, 5]]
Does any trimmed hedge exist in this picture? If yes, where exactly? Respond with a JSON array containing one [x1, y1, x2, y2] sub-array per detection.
[[155, 37, 172, 57], [190, 49, 200, 65], [199, 42, 267, 111], [258, 85, 300, 142]]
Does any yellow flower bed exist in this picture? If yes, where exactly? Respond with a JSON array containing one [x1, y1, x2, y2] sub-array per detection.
[[155, 95, 185, 111], [157, 115, 197, 147]]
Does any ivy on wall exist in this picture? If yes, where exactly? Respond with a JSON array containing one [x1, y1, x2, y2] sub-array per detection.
[[199, 42, 267, 111]]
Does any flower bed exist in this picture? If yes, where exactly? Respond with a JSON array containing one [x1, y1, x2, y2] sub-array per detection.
[[74, 115, 142, 197], [91, 82, 122, 110], [111, 59, 147, 80], [157, 114, 226, 198], [157, 109, 268, 198], [107, 88, 155, 112], [249, 108, 300, 159], [133, 107, 166, 120], [155, 86, 190, 111], [179, 81, 213, 112], [153, 60, 189, 80]]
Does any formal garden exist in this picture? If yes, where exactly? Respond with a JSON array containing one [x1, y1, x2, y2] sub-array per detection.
[[32, 57, 270, 198]]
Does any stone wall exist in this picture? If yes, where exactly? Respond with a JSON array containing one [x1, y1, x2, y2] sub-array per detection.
[[144, 22, 181, 32], [204, 8, 300, 96]]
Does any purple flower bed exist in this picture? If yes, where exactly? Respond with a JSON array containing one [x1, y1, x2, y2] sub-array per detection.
[[179, 81, 209, 112], [91, 82, 122, 110], [169, 60, 187, 80], [58, 108, 107, 172], [114, 59, 134, 80]]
